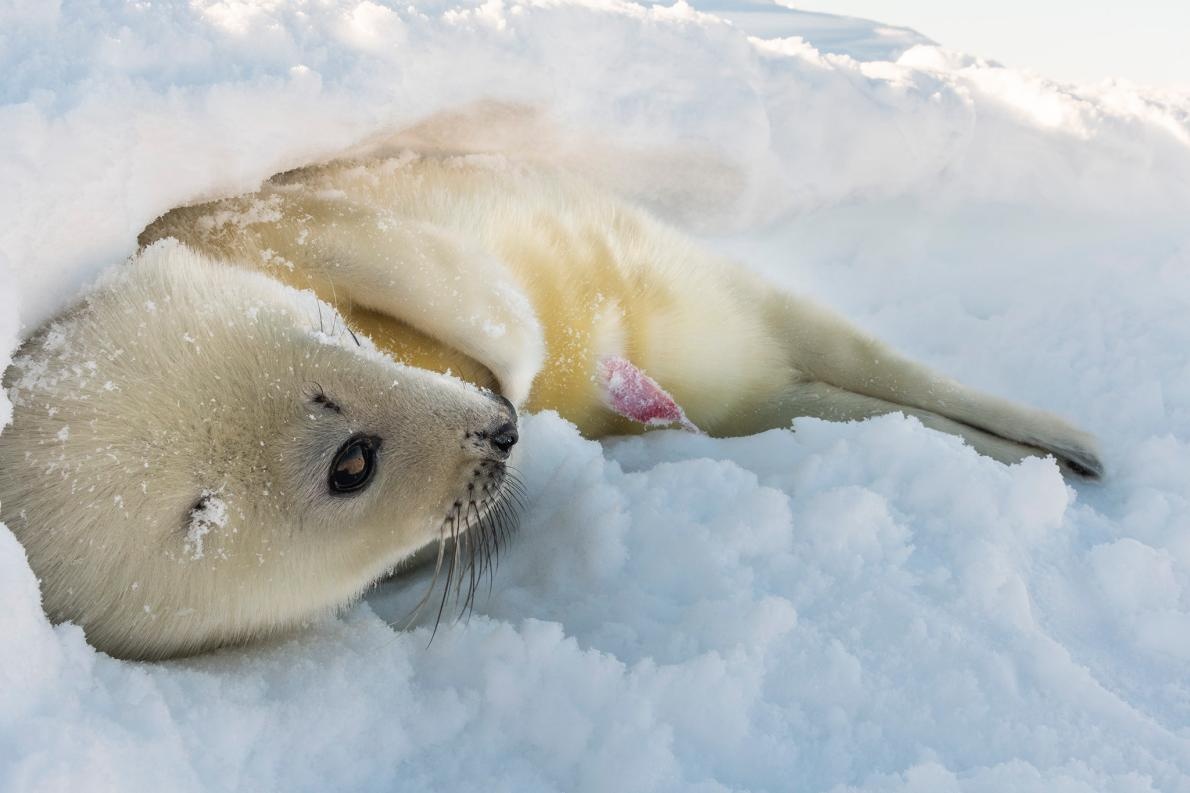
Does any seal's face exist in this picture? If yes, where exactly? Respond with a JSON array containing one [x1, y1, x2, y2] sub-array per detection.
[[0, 242, 520, 660], [250, 338, 521, 625]]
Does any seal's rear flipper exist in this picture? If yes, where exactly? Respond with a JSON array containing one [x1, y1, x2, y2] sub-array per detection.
[[757, 291, 1105, 480]]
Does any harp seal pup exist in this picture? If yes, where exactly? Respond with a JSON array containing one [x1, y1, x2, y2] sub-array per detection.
[[1, 108, 1103, 660], [0, 242, 520, 660]]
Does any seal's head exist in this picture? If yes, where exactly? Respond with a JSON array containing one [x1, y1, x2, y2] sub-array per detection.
[[0, 240, 520, 660]]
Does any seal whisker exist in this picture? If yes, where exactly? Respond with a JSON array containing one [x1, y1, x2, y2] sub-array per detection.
[[482, 505, 499, 597], [397, 462, 526, 645], [456, 511, 469, 605], [452, 507, 471, 609], [501, 468, 529, 510], [462, 499, 484, 618], [432, 505, 463, 641], [475, 497, 496, 590], [406, 532, 447, 633], [496, 496, 517, 548], [489, 500, 507, 567]]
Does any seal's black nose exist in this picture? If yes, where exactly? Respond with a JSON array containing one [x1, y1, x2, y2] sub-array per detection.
[[488, 421, 518, 456]]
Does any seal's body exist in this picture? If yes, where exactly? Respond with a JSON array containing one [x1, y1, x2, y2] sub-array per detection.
[[0, 114, 1103, 660], [142, 150, 1103, 476]]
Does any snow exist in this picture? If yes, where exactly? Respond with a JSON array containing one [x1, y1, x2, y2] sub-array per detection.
[[685, 0, 933, 61], [2, 1, 1190, 791], [184, 491, 229, 561]]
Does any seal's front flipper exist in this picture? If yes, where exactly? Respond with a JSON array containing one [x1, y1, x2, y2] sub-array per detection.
[[598, 356, 700, 433]]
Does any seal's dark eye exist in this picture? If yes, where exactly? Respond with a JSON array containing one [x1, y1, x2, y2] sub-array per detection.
[[329, 435, 379, 495]]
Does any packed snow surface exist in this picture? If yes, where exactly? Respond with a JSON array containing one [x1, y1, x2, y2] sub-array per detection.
[[3, 1, 1190, 791]]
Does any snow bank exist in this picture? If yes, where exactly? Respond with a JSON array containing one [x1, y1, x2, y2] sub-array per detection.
[[3, 1, 1190, 791]]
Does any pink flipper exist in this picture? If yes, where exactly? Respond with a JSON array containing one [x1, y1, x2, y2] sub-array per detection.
[[597, 356, 700, 433]]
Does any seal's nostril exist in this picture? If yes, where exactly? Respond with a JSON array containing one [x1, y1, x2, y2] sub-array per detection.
[[489, 421, 518, 455]]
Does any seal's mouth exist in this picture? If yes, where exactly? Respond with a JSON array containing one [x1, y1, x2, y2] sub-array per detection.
[[406, 459, 526, 638]]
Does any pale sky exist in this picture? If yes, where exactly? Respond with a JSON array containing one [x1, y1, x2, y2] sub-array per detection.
[[785, 1, 1190, 88]]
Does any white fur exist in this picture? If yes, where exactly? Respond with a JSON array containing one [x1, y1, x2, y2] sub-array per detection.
[[0, 241, 516, 659]]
